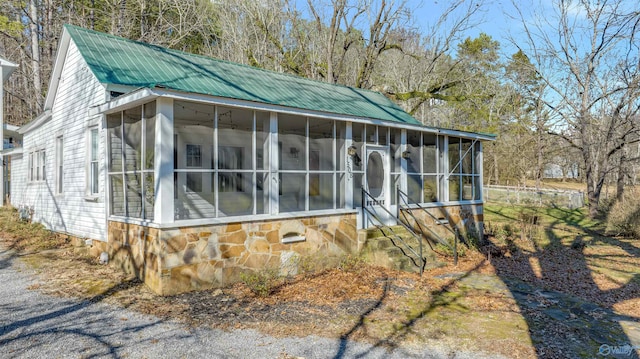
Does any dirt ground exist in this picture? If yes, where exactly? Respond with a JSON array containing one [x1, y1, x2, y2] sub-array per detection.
[[1, 205, 639, 358]]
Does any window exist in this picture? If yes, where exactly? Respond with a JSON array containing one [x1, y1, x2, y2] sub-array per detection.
[[217, 107, 253, 216], [28, 152, 34, 181], [447, 137, 481, 201], [55, 136, 63, 194], [90, 128, 99, 194], [406, 130, 422, 203], [107, 101, 156, 219], [186, 144, 202, 167], [422, 134, 438, 202], [279, 114, 307, 212], [390, 128, 401, 206], [307, 118, 334, 211], [28, 149, 46, 182], [218, 146, 243, 192], [38, 151, 45, 181]]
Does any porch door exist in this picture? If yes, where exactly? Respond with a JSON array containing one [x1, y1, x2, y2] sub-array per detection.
[[363, 146, 393, 226]]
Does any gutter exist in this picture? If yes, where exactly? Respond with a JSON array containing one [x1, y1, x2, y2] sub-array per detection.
[[17, 110, 52, 135]]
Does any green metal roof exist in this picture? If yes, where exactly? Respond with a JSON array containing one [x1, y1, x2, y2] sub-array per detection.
[[65, 24, 421, 126]]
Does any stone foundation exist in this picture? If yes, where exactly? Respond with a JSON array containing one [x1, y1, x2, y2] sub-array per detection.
[[400, 204, 484, 243], [107, 213, 357, 295]]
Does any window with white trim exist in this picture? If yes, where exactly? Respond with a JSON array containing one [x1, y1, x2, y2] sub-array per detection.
[[28, 149, 46, 182], [88, 127, 99, 195], [28, 152, 34, 181], [55, 136, 63, 194], [448, 137, 481, 201], [107, 101, 156, 220]]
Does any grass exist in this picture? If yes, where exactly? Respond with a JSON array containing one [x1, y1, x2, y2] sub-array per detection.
[[1, 204, 638, 358], [484, 202, 640, 311], [0, 207, 69, 252]]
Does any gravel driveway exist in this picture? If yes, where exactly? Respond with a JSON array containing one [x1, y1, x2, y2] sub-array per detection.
[[0, 247, 499, 359]]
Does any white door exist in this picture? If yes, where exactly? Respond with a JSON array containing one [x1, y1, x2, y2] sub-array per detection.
[[363, 146, 393, 226]]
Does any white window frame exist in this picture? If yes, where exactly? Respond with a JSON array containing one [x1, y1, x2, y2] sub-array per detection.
[[28, 149, 46, 183], [28, 151, 34, 182], [86, 125, 100, 198], [55, 136, 63, 194], [38, 150, 45, 181]]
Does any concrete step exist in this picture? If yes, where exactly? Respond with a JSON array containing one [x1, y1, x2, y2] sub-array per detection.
[[366, 225, 411, 239], [362, 224, 443, 273]]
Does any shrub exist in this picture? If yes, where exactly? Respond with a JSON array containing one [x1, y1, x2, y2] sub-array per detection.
[[239, 268, 281, 297], [337, 254, 365, 272], [435, 240, 466, 258], [606, 189, 640, 238]]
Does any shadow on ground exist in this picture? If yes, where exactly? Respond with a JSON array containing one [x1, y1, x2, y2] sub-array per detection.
[[485, 205, 640, 358], [331, 205, 640, 358], [0, 240, 176, 359]]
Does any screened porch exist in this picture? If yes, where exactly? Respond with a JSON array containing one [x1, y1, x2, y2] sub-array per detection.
[[104, 97, 484, 228]]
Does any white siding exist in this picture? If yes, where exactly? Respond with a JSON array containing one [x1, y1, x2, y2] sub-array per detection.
[[13, 41, 108, 241], [9, 153, 25, 207]]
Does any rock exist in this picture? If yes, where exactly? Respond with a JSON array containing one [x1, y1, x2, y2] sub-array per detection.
[[99, 251, 109, 265]]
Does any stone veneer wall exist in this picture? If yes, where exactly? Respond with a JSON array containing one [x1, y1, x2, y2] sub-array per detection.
[[107, 213, 357, 295], [400, 204, 484, 242]]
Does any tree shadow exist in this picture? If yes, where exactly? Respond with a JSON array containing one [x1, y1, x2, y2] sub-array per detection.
[[488, 205, 640, 358], [0, 233, 175, 358], [332, 262, 485, 358], [331, 205, 640, 358]]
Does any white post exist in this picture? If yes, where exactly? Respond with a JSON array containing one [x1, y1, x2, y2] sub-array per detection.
[[155, 97, 174, 223], [0, 68, 4, 206], [345, 122, 353, 209], [269, 112, 278, 214], [0, 59, 17, 207], [400, 129, 407, 194], [443, 136, 449, 202], [478, 141, 484, 201]]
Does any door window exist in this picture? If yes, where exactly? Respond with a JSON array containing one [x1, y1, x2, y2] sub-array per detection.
[[366, 151, 384, 198]]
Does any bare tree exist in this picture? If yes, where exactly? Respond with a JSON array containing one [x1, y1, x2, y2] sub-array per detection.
[[384, 0, 485, 109], [303, 0, 363, 83], [28, 0, 43, 110], [512, 0, 640, 217]]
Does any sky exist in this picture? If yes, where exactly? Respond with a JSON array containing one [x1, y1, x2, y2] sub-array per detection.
[[291, 0, 639, 63], [291, 0, 529, 58], [409, 0, 524, 57]]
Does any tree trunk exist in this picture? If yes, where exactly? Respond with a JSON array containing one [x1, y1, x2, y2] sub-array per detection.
[[616, 151, 627, 201], [118, 0, 127, 35], [535, 128, 543, 190], [90, 0, 95, 29], [493, 151, 499, 185], [29, 0, 42, 110]]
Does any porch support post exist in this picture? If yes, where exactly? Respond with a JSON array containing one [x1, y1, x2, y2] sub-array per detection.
[[345, 122, 353, 209], [155, 97, 174, 223], [476, 141, 484, 239], [477, 141, 483, 201], [400, 129, 407, 194], [269, 112, 278, 214], [443, 136, 449, 202], [0, 59, 18, 206], [0, 71, 4, 206]]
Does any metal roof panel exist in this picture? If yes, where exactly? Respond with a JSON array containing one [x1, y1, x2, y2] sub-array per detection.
[[65, 24, 422, 126]]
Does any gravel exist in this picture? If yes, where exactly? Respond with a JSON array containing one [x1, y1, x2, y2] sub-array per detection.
[[0, 248, 501, 359]]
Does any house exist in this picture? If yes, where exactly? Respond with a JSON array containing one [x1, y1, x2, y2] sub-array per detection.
[[9, 25, 494, 295], [0, 57, 19, 204]]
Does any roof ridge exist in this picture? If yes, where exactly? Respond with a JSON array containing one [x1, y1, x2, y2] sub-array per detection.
[[63, 24, 386, 97]]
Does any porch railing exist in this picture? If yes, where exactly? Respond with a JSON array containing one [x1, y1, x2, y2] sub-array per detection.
[[361, 188, 426, 275], [396, 188, 458, 266]]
